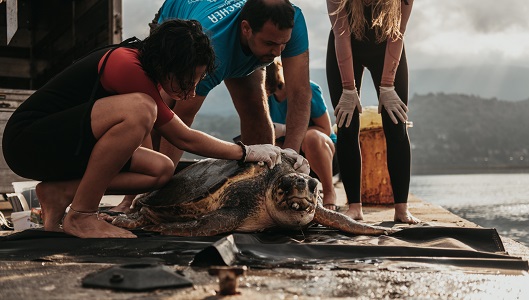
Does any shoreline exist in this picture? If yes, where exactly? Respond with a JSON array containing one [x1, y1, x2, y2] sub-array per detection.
[[411, 166, 529, 176]]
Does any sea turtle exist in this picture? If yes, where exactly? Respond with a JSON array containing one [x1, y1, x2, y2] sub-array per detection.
[[111, 154, 397, 236]]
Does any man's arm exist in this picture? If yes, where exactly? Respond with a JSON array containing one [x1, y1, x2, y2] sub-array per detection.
[[225, 69, 274, 145], [281, 50, 311, 152]]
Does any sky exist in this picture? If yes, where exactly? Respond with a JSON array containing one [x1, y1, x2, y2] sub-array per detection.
[[122, 0, 529, 70]]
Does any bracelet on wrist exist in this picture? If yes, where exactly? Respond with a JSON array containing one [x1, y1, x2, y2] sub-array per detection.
[[236, 141, 246, 165]]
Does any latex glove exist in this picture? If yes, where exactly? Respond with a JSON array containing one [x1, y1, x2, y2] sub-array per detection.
[[245, 144, 282, 169], [281, 148, 310, 175], [273, 122, 286, 138], [378, 86, 408, 124], [334, 88, 362, 128]]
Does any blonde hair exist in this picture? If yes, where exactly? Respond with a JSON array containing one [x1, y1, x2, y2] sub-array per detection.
[[332, 0, 402, 43]]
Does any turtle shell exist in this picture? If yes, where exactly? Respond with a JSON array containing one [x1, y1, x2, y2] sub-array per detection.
[[141, 158, 247, 207], [132, 157, 282, 224]]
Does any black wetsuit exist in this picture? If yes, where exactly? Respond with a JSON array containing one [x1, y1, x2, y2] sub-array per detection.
[[3, 46, 174, 181]]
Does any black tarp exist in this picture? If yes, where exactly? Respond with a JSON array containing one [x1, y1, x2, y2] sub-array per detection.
[[1, 226, 527, 272]]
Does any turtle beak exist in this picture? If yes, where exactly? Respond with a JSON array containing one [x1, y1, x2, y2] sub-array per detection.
[[288, 199, 312, 211]]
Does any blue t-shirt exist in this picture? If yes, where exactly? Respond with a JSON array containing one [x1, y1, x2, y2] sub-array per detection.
[[268, 81, 337, 144], [158, 0, 309, 96]]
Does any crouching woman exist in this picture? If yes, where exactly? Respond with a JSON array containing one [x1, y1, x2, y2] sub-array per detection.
[[2, 20, 285, 238]]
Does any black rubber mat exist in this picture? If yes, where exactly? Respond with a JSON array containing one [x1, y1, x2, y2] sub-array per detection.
[[1, 226, 527, 271]]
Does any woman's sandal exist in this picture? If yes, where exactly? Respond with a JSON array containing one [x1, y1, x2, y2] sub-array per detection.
[[323, 203, 338, 211]]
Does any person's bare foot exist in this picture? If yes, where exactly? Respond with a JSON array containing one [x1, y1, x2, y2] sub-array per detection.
[[63, 210, 136, 238], [344, 203, 364, 220], [107, 194, 136, 214], [99, 194, 140, 223], [36, 182, 74, 232], [322, 189, 337, 211], [394, 203, 421, 224]]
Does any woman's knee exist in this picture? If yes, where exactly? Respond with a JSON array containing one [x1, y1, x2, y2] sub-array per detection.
[[383, 122, 409, 145], [92, 93, 158, 137], [130, 148, 174, 188], [303, 130, 322, 149], [125, 93, 158, 126], [303, 130, 333, 156], [152, 155, 175, 188]]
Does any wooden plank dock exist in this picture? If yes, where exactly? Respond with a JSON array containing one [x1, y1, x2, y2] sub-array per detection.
[[1, 182, 528, 299]]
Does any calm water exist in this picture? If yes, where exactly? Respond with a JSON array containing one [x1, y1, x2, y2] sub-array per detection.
[[410, 173, 529, 247]]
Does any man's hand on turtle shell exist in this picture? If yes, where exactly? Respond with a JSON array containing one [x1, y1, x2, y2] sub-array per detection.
[[245, 144, 282, 169], [281, 148, 310, 174]]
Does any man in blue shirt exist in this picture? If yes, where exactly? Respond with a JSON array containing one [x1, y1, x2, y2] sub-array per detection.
[[154, 0, 311, 165]]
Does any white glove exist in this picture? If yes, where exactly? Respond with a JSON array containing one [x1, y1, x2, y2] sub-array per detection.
[[245, 144, 282, 169], [281, 148, 310, 175], [334, 88, 362, 128], [273, 122, 286, 138], [378, 86, 408, 124]]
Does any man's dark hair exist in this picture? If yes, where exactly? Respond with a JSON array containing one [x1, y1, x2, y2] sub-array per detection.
[[138, 19, 216, 100], [240, 0, 295, 32]]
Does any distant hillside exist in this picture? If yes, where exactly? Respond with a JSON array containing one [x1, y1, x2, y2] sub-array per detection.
[[409, 66, 529, 102], [408, 94, 529, 174], [187, 93, 529, 174], [199, 65, 529, 118], [313, 65, 529, 104]]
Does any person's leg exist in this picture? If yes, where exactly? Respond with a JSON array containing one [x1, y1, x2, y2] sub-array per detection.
[[109, 134, 155, 214], [38, 146, 174, 232], [225, 70, 274, 145], [388, 49, 420, 224], [370, 47, 420, 224], [326, 31, 364, 220], [38, 93, 174, 237], [301, 129, 336, 210], [109, 194, 137, 214]]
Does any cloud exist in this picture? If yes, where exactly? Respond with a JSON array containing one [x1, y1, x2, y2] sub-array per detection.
[[122, 0, 529, 69], [408, 0, 529, 68], [295, 2, 331, 69], [412, 0, 529, 33], [122, 0, 164, 39]]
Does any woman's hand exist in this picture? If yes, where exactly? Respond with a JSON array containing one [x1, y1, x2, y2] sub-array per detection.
[[378, 86, 408, 124], [335, 88, 362, 128]]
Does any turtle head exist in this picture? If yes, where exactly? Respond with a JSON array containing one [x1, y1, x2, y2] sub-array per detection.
[[267, 172, 320, 228]]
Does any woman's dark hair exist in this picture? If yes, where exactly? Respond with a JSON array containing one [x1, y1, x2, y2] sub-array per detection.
[[239, 0, 295, 32], [138, 19, 216, 100]]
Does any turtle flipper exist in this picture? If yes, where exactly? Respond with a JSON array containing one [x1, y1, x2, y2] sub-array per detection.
[[112, 211, 151, 229], [144, 209, 245, 236], [313, 205, 399, 235]]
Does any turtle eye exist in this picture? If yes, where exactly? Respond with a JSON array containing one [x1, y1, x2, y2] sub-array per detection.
[[279, 176, 294, 192], [308, 178, 318, 192]]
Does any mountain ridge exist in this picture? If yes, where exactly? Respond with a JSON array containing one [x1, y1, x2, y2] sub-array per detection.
[[198, 65, 529, 118], [188, 92, 529, 174]]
